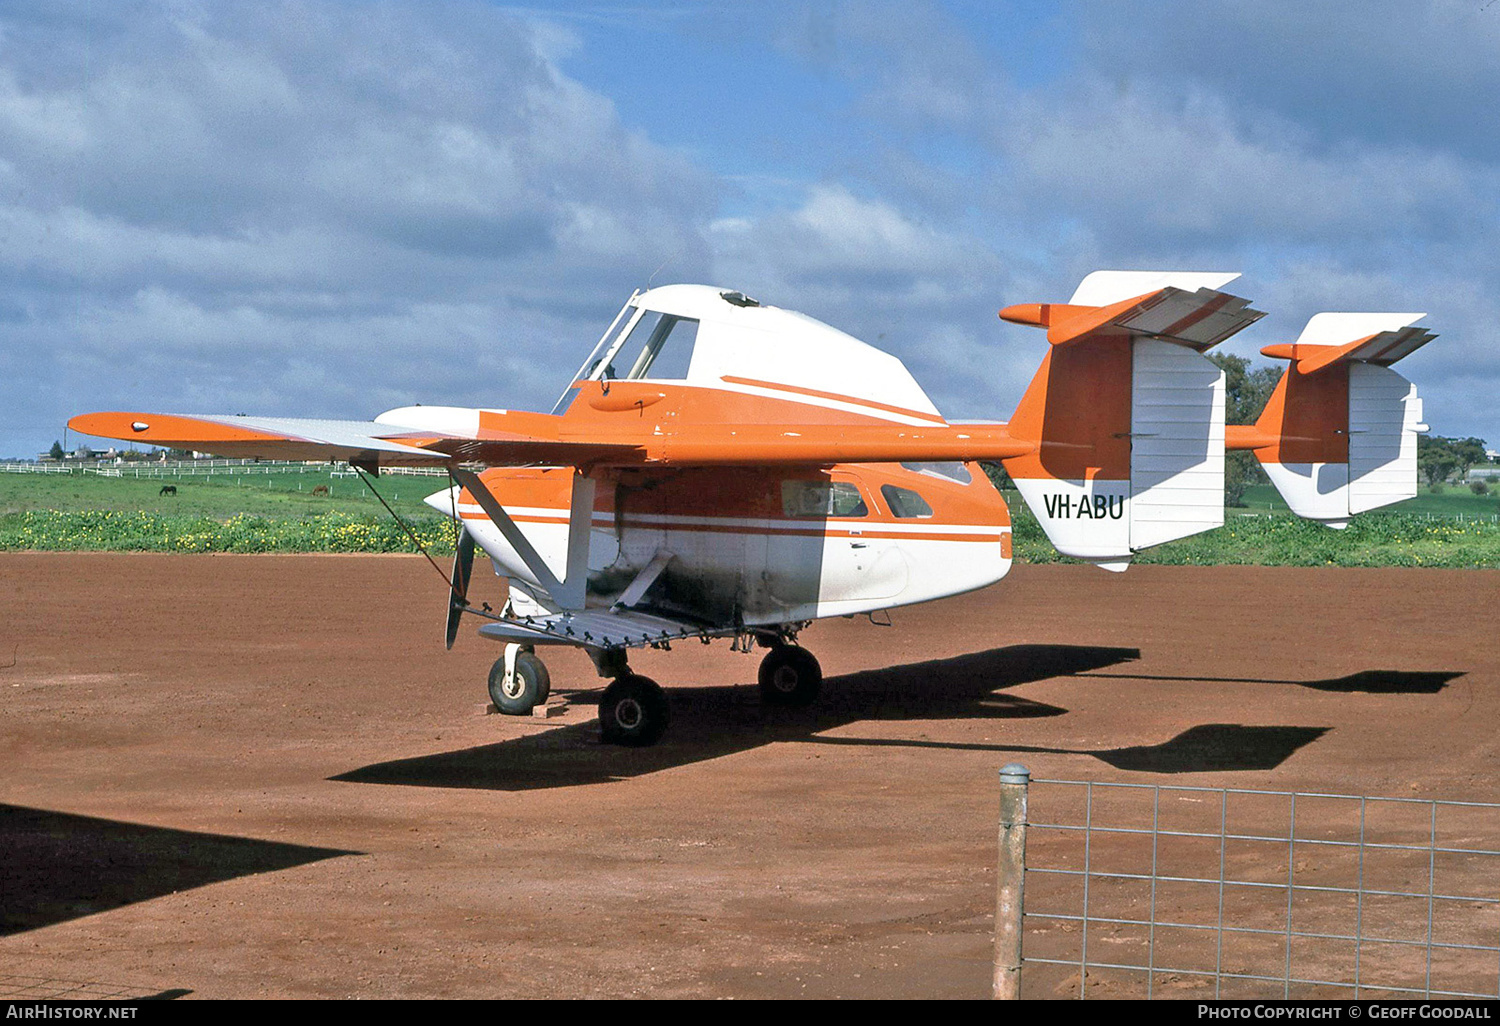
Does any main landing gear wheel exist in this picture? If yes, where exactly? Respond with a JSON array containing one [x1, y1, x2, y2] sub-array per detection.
[[488, 649, 551, 715], [758, 645, 822, 707], [599, 674, 670, 747]]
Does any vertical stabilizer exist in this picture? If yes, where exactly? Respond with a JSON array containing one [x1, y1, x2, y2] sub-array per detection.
[[1237, 313, 1433, 525]]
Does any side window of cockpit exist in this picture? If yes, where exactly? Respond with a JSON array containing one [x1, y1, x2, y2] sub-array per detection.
[[881, 484, 933, 518], [782, 480, 869, 519], [608, 312, 700, 381]]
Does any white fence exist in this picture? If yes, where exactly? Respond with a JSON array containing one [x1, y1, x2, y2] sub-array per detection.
[[0, 461, 449, 479]]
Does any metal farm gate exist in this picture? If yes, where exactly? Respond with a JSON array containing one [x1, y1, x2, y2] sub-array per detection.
[[993, 769, 1500, 1000]]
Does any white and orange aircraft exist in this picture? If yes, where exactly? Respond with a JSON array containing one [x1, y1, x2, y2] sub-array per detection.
[[71, 271, 1433, 746]]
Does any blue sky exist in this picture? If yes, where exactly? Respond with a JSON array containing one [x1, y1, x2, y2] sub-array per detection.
[[3, 0, 1496, 458]]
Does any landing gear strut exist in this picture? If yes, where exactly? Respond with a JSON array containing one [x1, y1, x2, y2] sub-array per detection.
[[488, 644, 551, 715], [758, 644, 822, 706]]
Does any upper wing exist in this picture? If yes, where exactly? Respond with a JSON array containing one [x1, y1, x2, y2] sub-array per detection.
[[71, 389, 1037, 469], [67, 410, 646, 469]]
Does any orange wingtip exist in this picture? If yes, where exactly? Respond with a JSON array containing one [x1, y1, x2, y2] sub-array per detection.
[[67, 412, 287, 445]]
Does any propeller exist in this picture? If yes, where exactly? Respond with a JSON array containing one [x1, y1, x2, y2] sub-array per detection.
[[445, 527, 476, 650]]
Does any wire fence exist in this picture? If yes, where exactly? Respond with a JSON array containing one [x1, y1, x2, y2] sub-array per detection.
[[1010, 777, 1500, 1000]]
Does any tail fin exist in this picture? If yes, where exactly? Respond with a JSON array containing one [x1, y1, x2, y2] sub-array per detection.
[[1237, 313, 1433, 527], [999, 271, 1265, 570]]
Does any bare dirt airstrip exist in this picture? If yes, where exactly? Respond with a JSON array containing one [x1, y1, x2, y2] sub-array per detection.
[[2, 553, 1498, 999]]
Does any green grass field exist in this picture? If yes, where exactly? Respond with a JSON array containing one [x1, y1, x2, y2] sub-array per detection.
[[0, 467, 440, 519], [1235, 481, 1500, 518], [0, 467, 461, 555], [3, 467, 1498, 566], [996, 486, 1500, 569]]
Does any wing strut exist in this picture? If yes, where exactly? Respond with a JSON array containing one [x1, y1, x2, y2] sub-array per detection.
[[449, 467, 595, 611]]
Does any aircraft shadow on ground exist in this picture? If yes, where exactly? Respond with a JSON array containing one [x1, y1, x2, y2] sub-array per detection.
[[0, 804, 358, 937], [1079, 669, 1464, 694], [330, 643, 1146, 790], [332, 642, 1413, 790], [807, 723, 1331, 774]]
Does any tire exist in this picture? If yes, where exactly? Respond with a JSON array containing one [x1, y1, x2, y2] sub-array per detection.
[[758, 645, 822, 706], [488, 650, 551, 715], [599, 674, 670, 747]]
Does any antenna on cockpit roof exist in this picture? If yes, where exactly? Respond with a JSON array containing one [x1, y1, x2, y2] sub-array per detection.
[[646, 257, 671, 291]]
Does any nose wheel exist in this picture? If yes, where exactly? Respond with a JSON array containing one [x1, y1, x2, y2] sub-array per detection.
[[488, 645, 551, 715], [758, 644, 821, 706], [599, 673, 670, 747]]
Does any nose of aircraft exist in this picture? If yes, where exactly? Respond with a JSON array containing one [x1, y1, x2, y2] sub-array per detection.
[[424, 484, 462, 517]]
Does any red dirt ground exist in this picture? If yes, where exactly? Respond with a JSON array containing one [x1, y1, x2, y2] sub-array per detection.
[[1, 554, 1497, 999]]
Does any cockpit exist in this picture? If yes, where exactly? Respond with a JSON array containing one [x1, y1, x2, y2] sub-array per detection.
[[580, 301, 700, 385], [551, 292, 703, 413], [551, 284, 943, 424]]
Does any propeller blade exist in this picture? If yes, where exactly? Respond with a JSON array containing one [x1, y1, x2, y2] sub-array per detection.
[[445, 527, 476, 650]]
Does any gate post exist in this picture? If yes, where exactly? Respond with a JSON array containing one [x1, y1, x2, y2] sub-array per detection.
[[993, 763, 1031, 1000]]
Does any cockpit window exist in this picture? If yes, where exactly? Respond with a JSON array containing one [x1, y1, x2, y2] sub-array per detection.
[[782, 480, 869, 519], [881, 484, 934, 518], [606, 312, 699, 381], [553, 300, 702, 413], [555, 298, 640, 413]]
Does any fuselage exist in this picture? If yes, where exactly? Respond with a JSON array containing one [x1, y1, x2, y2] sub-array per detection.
[[427, 460, 1013, 626], [414, 283, 1017, 625]]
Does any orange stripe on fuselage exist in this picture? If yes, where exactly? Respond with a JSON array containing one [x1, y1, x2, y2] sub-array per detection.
[[717, 375, 948, 424], [459, 463, 1011, 530], [457, 510, 1006, 544]]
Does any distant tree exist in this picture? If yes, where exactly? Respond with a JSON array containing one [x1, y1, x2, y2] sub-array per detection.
[[47, 440, 63, 460], [1209, 354, 1281, 506], [1449, 437, 1488, 482], [1417, 435, 1487, 487]]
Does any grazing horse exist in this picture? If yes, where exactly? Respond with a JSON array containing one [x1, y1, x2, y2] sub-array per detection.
[[311, 485, 329, 497], [159, 485, 177, 496]]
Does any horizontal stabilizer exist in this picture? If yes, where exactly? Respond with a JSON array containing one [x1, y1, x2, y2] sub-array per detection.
[[1069, 271, 1240, 306], [1260, 313, 1435, 374], [1001, 272, 1264, 351]]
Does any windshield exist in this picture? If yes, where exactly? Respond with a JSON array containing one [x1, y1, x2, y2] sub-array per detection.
[[552, 296, 640, 414], [606, 312, 698, 381]]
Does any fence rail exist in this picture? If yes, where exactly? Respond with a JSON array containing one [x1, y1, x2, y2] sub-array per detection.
[[0, 461, 450, 479], [998, 771, 1500, 1000]]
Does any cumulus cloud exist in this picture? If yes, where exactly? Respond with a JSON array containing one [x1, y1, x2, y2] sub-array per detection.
[[756, 0, 1500, 442], [0, 0, 718, 451], [709, 183, 1024, 419], [1077, 0, 1500, 163], [3, 0, 1495, 457]]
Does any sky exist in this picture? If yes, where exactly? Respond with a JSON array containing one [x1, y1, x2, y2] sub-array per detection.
[[3, 0, 1497, 458]]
